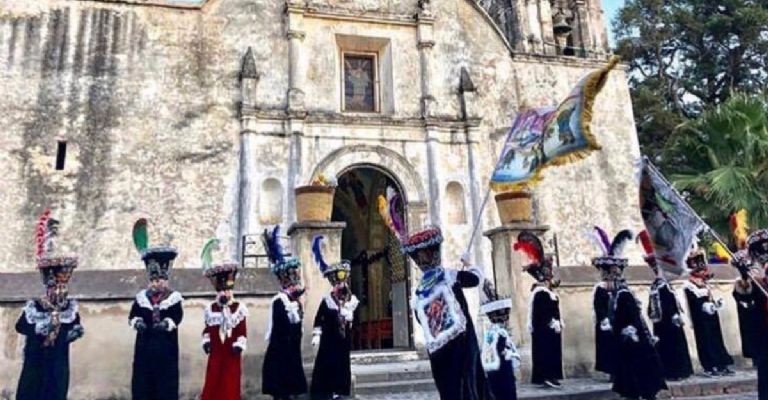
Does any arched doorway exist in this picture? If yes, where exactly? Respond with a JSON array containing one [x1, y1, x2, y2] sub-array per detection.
[[332, 165, 411, 350]]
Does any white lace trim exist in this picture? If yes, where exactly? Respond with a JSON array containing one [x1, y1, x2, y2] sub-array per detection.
[[528, 286, 559, 333], [233, 335, 247, 351], [129, 317, 142, 330], [135, 290, 183, 311], [412, 276, 467, 354], [264, 293, 303, 342], [202, 332, 210, 345], [23, 300, 79, 328], [204, 302, 248, 328], [163, 317, 177, 332], [682, 280, 711, 298]]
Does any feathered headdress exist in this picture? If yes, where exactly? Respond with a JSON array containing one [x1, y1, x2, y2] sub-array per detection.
[[480, 279, 512, 321], [262, 225, 301, 276], [747, 229, 768, 265], [311, 235, 350, 284], [589, 226, 632, 271], [34, 209, 77, 285], [377, 187, 407, 240], [132, 218, 177, 280], [514, 231, 553, 282], [730, 209, 749, 250], [200, 237, 239, 291]]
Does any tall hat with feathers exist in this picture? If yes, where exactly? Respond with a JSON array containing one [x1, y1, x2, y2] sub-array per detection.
[[35, 209, 78, 287], [200, 238, 240, 291], [262, 226, 303, 289], [480, 279, 512, 323], [685, 242, 708, 272], [312, 235, 351, 285], [132, 218, 177, 280], [747, 229, 768, 265], [588, 226, 633, 273], [514, 230, 554, 282]]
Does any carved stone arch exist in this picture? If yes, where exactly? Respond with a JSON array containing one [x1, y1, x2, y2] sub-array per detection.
[[309, 145, 427, 207]]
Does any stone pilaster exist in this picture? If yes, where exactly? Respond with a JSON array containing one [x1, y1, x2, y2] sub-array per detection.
[[571, 0, 593, 57], [286, 1, 306, 114], [416, 3, 436, 119], [288, 221, 346, 357], [537, 0, 556, 55]]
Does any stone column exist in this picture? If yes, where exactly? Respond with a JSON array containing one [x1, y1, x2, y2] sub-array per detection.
[[483, 223, 549, 347], [288, 221, 346, 358], [572, 0, 593, 58], [286, 1, 306, 114], [416, 3, 436, 118], [537, 0, 556, 55]]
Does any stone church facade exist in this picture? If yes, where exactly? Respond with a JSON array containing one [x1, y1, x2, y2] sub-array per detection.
[[1, 0, 744, 398]]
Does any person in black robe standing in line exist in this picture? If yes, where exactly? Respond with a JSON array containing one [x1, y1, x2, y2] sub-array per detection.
[[309, 235, 359, 400], [682, 248, 734, 377], [128, 219, 184, 400], [590, 226, 619, 379], [16, 210, 85, 400], [262, 226, 308, 400], [591, 228, 667, 399], [515, 230, 563, 389], [480, 279, 519, 400], [638, 231, 693, 381], [732, 230, 768, 399]]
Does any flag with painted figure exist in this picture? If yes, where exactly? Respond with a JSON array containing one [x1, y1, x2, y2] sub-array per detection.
[[490, 56, 619, 191], [639, 159, 706, 277]]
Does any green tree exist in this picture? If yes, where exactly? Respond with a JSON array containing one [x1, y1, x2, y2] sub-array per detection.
[[665, 92, 768, 236], [613, 0, 768, 167]]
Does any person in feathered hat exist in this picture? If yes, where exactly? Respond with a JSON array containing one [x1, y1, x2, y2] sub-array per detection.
[[199, 238, 248, 400], [15, 209, 84, 400], [728, 211, 759, 361], [514, 230, 563, 389], [128, 218, 184, 400], [261, 226, 308, 400], [480, 279, 520, 400], [589, 227, 667, 400], [637, 230, 693, 381], [309, 235, 359, 400], [588, 226, 621, 379], [682, 246, 734, 377], [379, 187, 493, 400], [733, 229, 768, 399]]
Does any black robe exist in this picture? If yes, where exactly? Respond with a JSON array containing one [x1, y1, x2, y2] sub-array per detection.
[[484, 326, 517, 400], [263, 293, 308, 397], [733, 280, 768, 400], [15, 299, 83, 400], [649, 279, 693, 380], [529, 285, 563, 384], [310, 294, 359, 398], [413, 268, 494, 400], [128, 289, 184, 400], [733, 288, 758, 360], [683, 281, 733, 371], [612, 287, 668, 399], [593, 283, 617, 375]]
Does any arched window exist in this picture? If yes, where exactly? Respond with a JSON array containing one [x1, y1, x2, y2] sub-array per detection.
[[259, 178, 283, 224], [445, 182, 467, 225]]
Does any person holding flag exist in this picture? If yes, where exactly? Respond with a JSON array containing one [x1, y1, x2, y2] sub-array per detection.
[[638, 230, 693, 381], [733, 230, 768, 399]]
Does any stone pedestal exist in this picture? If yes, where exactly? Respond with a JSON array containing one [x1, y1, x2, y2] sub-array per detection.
[[483, 223, 549, 347], [288, 221, 346, 358]]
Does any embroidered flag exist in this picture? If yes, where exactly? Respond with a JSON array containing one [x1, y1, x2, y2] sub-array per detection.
[[639, 159, 706, 277], [490, 57, 619, 191]]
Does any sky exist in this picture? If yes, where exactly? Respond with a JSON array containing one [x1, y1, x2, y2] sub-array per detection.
[[603, 0, 626, 47]]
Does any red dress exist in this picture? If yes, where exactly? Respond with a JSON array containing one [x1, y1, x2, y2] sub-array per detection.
[[200, 302, 248, 400]]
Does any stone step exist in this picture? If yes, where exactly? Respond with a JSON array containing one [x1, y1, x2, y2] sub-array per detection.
[[352, 359, 433, 385], [350, 349, 425, 365]]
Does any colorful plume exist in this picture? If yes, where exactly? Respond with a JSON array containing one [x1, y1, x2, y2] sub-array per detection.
[[610, 230, 633, 257], [730, 209, 749, 250], [200, 238, 220, 270], [710, 242, 731, 264], [132, 218, 149, 255], [35, 209, 52, 259], [637, 230, 654, 257], [378, 186, 407, 240], [312, 235, 329, 273], [513, 231, 544, 264], [262, 226, 284, 265]]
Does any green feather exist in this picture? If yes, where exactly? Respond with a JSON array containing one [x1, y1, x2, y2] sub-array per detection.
[[201, 238, 220, 270], [132, 219, 149, 254]]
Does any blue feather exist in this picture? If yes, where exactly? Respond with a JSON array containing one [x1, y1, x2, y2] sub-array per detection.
[[262, 225, 284, 264], [312, 235, 329, 273], [610, 230, 634, 256]]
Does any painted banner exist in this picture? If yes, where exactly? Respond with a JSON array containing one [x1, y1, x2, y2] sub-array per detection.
[[640, 159, 706, 277], [490, 57, 619, 191]]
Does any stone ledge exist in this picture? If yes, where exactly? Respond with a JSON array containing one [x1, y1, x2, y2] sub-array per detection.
[[0, 268, 276, 303]]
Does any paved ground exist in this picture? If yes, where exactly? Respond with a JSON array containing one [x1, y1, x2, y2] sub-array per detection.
[[356, 392, 759, 400]]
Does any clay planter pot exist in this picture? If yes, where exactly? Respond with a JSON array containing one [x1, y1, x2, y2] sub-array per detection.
[[295, 186, 336, 222], [495, 191, 533, 223]]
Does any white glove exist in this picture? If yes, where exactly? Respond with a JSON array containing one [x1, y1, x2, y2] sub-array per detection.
[[714, 298, 724, 309], [460, 252, 471, 267], [672, 313, 684, 327], [549, 319, 562, 334], [621, 325, 639, 343], [703, 302, 717, 315], [599, 318, 612, 332], [651, 335, 660, 345], [311, 334, 320, 347]]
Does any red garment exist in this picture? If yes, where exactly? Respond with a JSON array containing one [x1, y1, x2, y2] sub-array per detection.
[[200, 302, 248, 400]]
